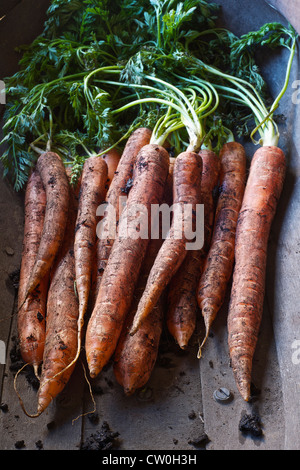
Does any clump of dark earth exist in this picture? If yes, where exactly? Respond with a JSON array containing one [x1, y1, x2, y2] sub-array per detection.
[[188, 433, 210, 449], [121, 177, 133, 194], [188, 410, 197, 420], [80, 421, 120, 450], [239, 412, 263, 437], [15, 440, 25, 449], [88, 412, 99, 425], [35, 440, 43, 450]]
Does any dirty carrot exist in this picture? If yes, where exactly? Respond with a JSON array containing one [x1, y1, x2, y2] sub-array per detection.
[[113, 236, 164, 395], [73, 155, 108, 365], [85, 143, 169, 378], [37, 177, 80, 415], [24, 151, 69, 300], [227, 145, 286, 401], [167, 149, 220, 349], [130, 150, 203, 336], [17, 169, 48, 376], [113, 158, 173, 394], [197, 142, 246, 356], [91, 127, 152, 306], [101, 147, 121, 188]]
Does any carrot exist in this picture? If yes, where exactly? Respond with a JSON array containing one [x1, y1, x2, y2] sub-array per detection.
[[166, 149, 220, 349], [23, 151, 69, 300], [37, 177, 80, 415], [130, 150, 203, 336], [227, 145, 286, 401], [91, 127, 152, 306], [73, 155, 108, 366], [197, 142, 246, 356], [113, 237, 164, 395], [17, 169, 48, 376], [165, 156, 175, 204], [85, 143, 169, 378], [101, 147, 121, 188], [113, 158, 173, 395]]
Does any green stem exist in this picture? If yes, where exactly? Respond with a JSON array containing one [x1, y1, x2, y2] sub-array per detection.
[[112, 96, 186, 120], [156, 9, 162, 49], [270, 36, 297, 114], [145, 74, 201, 136]]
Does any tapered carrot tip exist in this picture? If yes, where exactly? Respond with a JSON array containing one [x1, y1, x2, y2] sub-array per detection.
[[176, 336, 188, 350], [197, 309, 214, 358], [231, 355, 251, 401], [87, 353, 102, 379], [123, 385, 135, 396], [33, 364, 40, 380], [37, 393, 51, 415], [88, 365, 100, 379]]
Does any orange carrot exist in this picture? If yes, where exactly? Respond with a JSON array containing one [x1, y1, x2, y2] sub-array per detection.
[[113, 158, 173, 395], [73, 155, 108, 364], [37, 177, 80, 415], [24, 151, 69, 300], [197, 142, 246, 356], [130, 150, 203, 336], [113, 237, 164, 395], [167, 150, 220, 349], [91, 127, 152, 306], [85, 143, 169, 378], [101, 147, 121, 188], [17, 169, 48, 376], [227, 145, 286, 401]]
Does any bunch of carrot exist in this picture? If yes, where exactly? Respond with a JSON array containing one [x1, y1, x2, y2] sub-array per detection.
[[15, 113, 285, 416], [9, 2, 298, 416]]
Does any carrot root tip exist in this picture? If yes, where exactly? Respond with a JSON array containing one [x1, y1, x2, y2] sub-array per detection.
[[72, 359, 96, 425], [88, 364, 99, 379], [33, 363, 41, 380]]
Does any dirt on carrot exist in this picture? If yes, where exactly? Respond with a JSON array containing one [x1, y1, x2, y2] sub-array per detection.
[[197, 142, 246, 356], [85, 143, 170, 379], [24, 152, 69, 300], [167, 149, 220, 349], [37, 177, 80, 415], [113, 236, 164, 395], [91, 128, 152, 306], [74, 155, 108, 355], [130, 150, 203, 336], [101, 148, 121, 188], [17, 169, 48, 374], [227, 145, 286, 401]]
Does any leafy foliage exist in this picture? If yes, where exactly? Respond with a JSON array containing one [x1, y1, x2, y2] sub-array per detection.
[[0, 0, 297, 189]]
